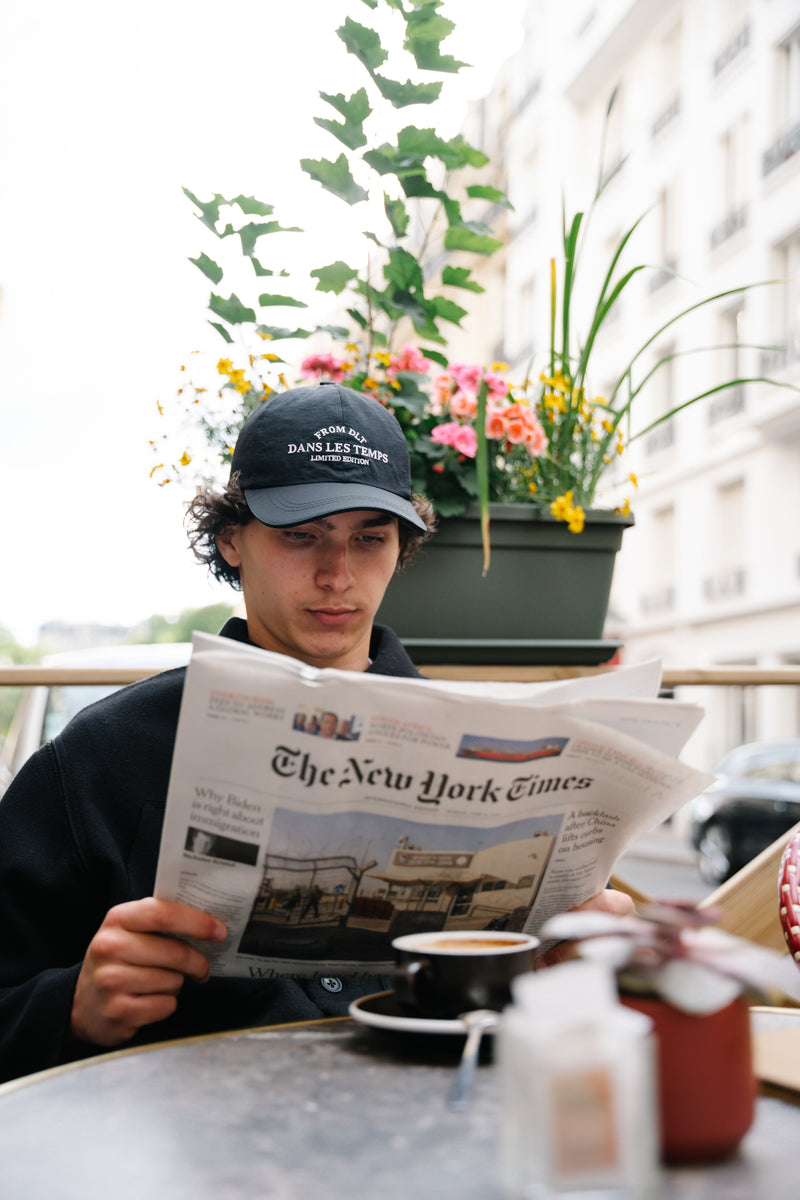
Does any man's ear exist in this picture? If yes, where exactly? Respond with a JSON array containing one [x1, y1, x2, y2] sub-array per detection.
[[216, 526, 242, 568]]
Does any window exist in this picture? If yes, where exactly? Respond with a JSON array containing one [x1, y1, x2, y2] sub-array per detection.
[[762, 234, 800, 370], [775, 25, 800, 133], [711, 117, 749, 247], [712, 0, 750, 75], [640, 505, 675, 615], [644, 342, 676, 453], [764, 25, 800, 173], [710, 306, 746, 422], [652, 23, 682, 137], [650, 185, 679, 289], [703, 479, 747, 600]]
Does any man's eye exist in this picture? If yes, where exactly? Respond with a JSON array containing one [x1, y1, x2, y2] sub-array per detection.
[[284, 530, 312, 542], [358, 534, 385, 545]]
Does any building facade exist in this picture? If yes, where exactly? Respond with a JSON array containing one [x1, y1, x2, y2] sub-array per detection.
[[447, 0, 800, 770]]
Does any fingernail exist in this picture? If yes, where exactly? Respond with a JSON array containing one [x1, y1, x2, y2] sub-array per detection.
[[213, 922, 227, 941]]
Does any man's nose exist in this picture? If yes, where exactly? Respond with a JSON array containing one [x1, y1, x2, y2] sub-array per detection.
[[316, 544, 354, 589]]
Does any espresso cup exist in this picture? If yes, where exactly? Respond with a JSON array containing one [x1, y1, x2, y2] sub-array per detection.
[[392, 929, 539, 1019]]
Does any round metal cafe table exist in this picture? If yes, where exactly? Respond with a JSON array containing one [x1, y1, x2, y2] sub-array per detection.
[[0, 1007, 798, 1199]]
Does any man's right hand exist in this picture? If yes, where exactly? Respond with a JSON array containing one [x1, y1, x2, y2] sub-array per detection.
[[70, 898, 228, 1048]]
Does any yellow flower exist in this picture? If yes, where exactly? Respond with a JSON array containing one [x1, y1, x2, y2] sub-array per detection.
[[345, 343, 360, 355], [567, 506, 585, 534], [179, 451, 192, 467], [217, 357, 234, 374], [156, 400, 164, 416], [491, 361, 509, 372], [362, 376, 379, 391], [629, 472, 639, 488], [616, 498, 631, 517], [550, 491, 575, 521], [602, 418, 614, 433], [373, 351, 392, 368], [527, 481, 537, 495], [391, 380, 402, 391], [262, 352, 281, 362], [550, 490, 585, 534], [255, 330, 273, 340]]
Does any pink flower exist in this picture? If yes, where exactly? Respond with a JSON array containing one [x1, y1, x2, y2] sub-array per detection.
[[449, 388, 478, 420], [483, 372, 510, 400], [449, 362, 483, 393], [430, 421, 478, 458], [300, 353, 350, 382], [388, 344, 434, 377], [431, 373, 453, 415], [485, 407, 507, 440], [524, 420, 549, 456]]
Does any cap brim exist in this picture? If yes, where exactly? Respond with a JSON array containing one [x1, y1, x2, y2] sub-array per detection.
[[244, 482, 427, 532]]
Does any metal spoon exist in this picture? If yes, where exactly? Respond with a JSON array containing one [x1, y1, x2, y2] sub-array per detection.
[[447, 1009, 501, 1111]]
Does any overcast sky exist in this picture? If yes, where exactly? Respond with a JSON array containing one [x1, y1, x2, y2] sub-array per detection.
[[0, 0, 523, 646]]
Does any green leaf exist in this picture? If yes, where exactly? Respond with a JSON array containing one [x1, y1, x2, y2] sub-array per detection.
[[337, 17, 387, 70], [466, 184, 514, 209], [347, 308, 369, 329], [420, 347, 449, 367], [209, 321, 233, 344], [444, 226, 503, 256], [442, 265, 485, 293], [209, 293, 256, 325], [384, 195, 410, 238], [431, 295, 468, 325], [373, 75, 442, 107], [404, 7, 467, 72], [248, 256, 275, 278], [255, 324, 312, 341], [400, 174, 442, 200], [311, 261, 359, 294], [232, 195, 275, 216], [397, 125, 448, 159], [314, 116, 367, 151], [441, 134, 488, 170], [257, 293, 308, 308], [385, 247, 424, 292], [189, 252, 223, 285], [319, 88, 371, 125], [183, 188, 232, 235], [316, 324, 351, 339], [238, 220, 301, 257], [300, 154, 369, 205]]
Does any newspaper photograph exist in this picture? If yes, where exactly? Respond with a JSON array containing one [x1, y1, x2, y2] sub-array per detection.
[[153, 634, 714, 979]]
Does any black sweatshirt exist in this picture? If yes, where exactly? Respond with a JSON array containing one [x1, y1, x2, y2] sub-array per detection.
[[0, 619, 421, 1083]]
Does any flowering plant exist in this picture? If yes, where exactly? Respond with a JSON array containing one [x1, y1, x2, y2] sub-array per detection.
[[159, 2, 791, 569], [541, 900, 800, 1015]]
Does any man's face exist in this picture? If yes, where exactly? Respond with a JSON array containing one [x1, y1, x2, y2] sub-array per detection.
[[216, 509, 400, 671]]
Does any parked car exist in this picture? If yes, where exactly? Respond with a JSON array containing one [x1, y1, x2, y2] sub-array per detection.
[[0, 643, 191, 799], [689, 738, 800, 884]]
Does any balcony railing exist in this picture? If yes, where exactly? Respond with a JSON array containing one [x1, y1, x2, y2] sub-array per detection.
[[763, 121, 800, 176]]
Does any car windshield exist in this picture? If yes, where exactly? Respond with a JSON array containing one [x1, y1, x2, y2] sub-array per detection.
[[41, 685, 120, 745]]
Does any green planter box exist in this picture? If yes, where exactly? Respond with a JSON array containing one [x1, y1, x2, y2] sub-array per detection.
[[377, 504, 633, 666]]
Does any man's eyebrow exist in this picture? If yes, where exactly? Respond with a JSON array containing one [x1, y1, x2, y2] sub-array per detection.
[[310, 515, 396, 531]]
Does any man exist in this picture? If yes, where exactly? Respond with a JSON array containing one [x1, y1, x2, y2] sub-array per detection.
[[0, 382, 631, 1083]]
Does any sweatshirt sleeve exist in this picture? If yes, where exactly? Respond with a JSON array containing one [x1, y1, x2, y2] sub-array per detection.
[[0, 744, 104, 1082]]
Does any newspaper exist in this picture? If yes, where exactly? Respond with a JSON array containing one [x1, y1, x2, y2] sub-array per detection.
[[153, 633, 714, 980]]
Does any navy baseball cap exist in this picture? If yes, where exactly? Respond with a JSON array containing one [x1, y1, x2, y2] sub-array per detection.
[[230, 381, 427, 532]]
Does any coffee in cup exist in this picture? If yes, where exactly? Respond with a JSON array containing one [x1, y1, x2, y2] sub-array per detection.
[[392, 929, 539, 1019]]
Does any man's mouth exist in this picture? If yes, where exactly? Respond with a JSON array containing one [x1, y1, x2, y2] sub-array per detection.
[[308, 607, 358, 628]]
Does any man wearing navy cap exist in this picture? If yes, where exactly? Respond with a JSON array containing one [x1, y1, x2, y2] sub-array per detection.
[[0, 383, 631, 1082]]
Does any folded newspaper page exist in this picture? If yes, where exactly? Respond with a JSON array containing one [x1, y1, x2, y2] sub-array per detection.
[[153, 634, 713, 980]]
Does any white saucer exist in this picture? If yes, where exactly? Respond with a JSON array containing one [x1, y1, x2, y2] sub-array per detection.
[[349, 990, 497, 1036]]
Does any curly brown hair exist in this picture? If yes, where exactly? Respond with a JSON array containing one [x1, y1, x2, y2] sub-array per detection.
[[185, 476, 437, 588]]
